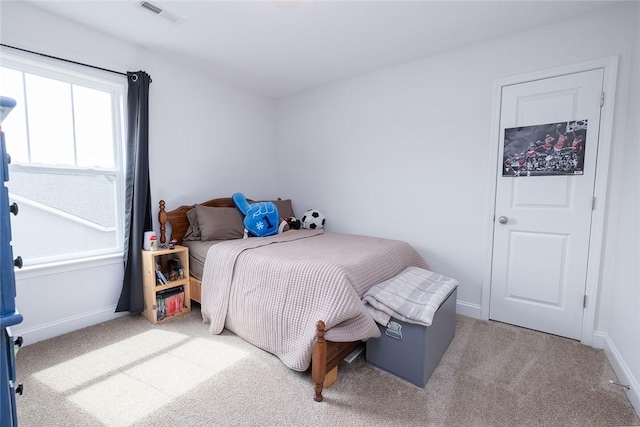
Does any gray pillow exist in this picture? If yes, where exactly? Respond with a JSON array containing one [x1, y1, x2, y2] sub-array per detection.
[[195, 205, 244, 241], [272, 199, 296, 219], [182, 207, 200, 241]]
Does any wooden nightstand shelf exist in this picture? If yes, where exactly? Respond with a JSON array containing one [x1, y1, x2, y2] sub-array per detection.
[[141, 245, 191, 324]]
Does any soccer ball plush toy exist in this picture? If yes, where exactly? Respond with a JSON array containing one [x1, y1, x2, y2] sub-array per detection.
[[301, 209, 325, 230]]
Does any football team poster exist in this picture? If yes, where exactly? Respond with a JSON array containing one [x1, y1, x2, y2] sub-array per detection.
[[503, 120, 587, 177]]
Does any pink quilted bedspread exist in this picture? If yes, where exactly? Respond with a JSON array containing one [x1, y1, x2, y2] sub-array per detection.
[[200, 229, 427, 371]]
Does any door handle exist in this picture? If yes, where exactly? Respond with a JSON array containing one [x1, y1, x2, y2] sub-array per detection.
[[498, 216, 508, 224]]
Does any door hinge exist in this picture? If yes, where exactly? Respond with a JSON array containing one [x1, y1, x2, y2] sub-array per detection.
[[592, 196, 596, 211], [583, 294, 588, 308], [601, 91, 605, 107]]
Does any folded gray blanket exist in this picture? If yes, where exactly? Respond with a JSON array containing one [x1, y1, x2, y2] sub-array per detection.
[[363, 266, 458, 327]]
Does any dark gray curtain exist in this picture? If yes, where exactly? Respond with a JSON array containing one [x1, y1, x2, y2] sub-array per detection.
[[116, 71, 152, 313]]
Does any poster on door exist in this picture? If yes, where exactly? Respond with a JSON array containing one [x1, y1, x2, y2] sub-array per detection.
[[503, 120, 587, 177]]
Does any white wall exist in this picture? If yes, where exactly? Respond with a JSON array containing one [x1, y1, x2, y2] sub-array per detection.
[[275, 2, 639, 412], [144, 49, 279, 214], [2, 1, 278, 343], [275, 1, 635, 314], [600, 3, 640, 413]]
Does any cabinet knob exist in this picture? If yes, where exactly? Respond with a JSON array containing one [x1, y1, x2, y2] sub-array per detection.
[[15, 383, 23, 395], [14, 256, 22, 269], [10, 202, 18, 215]]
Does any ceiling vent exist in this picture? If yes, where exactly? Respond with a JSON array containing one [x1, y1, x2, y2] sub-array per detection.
[[137, 1, 183, 24]]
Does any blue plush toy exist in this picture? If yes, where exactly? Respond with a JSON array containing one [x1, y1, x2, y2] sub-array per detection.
[[232, 192, 280, 237]]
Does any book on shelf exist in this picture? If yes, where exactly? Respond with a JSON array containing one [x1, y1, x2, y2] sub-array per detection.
[[156, 296, 167, 321], [156, 286, 185, 319], [155, 266, 168, 285]]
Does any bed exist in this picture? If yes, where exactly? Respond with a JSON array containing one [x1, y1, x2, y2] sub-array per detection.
[[158, 197, 428, 401]]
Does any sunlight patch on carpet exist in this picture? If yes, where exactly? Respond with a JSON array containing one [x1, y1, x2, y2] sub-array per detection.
[[33, 330, 188, 392], [68, 373, 171, 427], [125, 352, 215, 396], [167, 338, 250, 372], [66, 338, 250, 426]]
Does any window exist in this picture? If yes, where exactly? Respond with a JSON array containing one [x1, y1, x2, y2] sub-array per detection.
[[0, 50, 126, 267]]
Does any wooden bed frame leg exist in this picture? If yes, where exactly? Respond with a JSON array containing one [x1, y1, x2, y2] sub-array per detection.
[[313, 320, 327, 402]]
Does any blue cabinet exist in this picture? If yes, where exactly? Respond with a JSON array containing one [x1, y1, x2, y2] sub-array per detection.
[[1, 96, 23, 427]]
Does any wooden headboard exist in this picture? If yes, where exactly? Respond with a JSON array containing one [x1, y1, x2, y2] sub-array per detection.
[[158, 197, 239, 244]]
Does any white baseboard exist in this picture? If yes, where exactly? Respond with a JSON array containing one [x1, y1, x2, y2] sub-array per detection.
[[456, 300, 482, 319], [592, 330, 607, 349], [599, 331, 640, 418], [12, 305, 126, 346]]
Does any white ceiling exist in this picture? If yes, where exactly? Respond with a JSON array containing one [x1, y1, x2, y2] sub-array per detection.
[[25, 0, 619, 98]]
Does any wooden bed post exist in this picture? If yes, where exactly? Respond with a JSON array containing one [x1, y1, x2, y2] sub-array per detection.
[[158, 200, 167, 244], [313, 320, 327, 402]]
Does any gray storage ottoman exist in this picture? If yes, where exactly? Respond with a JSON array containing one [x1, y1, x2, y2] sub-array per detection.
[[365, 287, 457, 387]]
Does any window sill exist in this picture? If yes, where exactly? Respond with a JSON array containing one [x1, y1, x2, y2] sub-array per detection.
[[14, 252, 124, 280]]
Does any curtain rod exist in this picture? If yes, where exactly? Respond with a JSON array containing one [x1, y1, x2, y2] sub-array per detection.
[[0, 43, 127, 77]]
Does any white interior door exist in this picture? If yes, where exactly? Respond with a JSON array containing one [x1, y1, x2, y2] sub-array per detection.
[[490, 69, 604, 340]]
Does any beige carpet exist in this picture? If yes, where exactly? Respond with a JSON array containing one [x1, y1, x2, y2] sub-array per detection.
[[14, 307, 640, 426]]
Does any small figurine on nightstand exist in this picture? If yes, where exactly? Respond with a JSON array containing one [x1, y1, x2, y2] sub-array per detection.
[[150, 235, 158, 251], [169, 239, 177, 250]]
